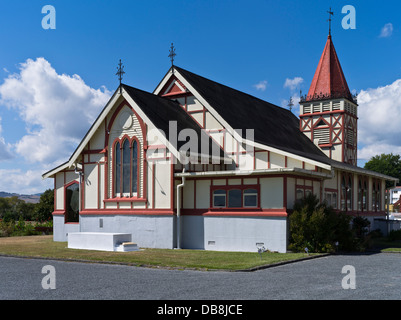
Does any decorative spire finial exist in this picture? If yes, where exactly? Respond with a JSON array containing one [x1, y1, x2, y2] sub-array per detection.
[[327, 7, 334, 36], [168, 43, 176, 67], [288, 97, 294, 112], [116, 59, 125, 93]]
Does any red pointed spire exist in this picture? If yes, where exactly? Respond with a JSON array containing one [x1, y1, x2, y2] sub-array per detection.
[[304, 35, 353, 102]]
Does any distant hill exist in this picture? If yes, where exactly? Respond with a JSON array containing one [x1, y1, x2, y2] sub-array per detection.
[[0, 191, 41, 204]]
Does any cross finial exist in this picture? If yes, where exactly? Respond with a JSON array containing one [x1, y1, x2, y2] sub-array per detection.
[[327, 7, 334, 36], [116, 59, 125, 84], [288, 97, 294, 112], [116, 59, 125, 94], [168, 43, 176, 67]]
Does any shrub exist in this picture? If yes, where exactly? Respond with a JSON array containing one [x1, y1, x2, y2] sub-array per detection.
[[388, 229, 401, 242], [289, 194, 355, 253], [0, 220, 15, 237]]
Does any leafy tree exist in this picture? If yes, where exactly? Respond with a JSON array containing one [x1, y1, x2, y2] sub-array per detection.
[[364, 153, 401, 188], [33, 189, 54, 222], [0, 198, 11, 219]]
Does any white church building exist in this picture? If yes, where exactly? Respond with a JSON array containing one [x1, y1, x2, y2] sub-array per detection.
[[43, 34, 398, 253]]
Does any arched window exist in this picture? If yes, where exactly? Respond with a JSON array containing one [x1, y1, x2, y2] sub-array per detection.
[[132, 140, 138, 194], [114, 138, 140, 197], [363, 181, 367, 211], [341, 176, 346, 211], [115, 141, 121, 195], [372, 182, 377, 212], [377, 182, 381, 211], [358, 180, 362, 211], [122, 139, 130, 194], [347, 176, 352, 211], [65, 182, 79, 223], [341, 174, 353, 212]]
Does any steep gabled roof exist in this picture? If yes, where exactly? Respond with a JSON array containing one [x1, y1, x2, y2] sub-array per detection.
[[171, 66, 330, 166], [122, 84, 226, 161], [304, 35, 354, 102], [42, 84, 226, 178]]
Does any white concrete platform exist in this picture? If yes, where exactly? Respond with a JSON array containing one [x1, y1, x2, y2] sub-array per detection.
[[67, 232, 139, 252]]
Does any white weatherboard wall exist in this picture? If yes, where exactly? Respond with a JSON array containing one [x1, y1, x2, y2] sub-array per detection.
[[53, 215, 79, 242], [78, 215, 175, 249], [181, 216, 287, 253]]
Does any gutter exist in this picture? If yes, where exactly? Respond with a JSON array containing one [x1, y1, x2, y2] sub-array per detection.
[[174, 167, 333, 180]]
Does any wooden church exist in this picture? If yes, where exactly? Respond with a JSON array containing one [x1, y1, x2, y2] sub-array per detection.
[[43, 34, 398, 253]]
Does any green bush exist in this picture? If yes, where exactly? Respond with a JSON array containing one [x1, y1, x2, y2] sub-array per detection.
[[289, 194, 355, 253], [0, 220, 15, 237], [0, 218, 43, 237], [388, 229, 401, 242]]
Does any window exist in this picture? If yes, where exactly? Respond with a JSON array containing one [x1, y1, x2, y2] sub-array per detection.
[[296, 189, 304, 200], [324, 191, 337, 209], [341, 174, 353, 212], [372, 182, 377, 212], [363, 181, 367, 211], [228, 189, 242, 208], [132, 140, 138, 193], [296, 184, 313, 202], [114, 138, 140, 197], [212, 186, 259, 208], [66, 182, 79, 223], [243, 189, 258, 207], [213, 189, 226, 207], [374, 181, 381, 211], [347, 176, 352, 211], [358, 178, 368, 212], [341, 176, 346, 211]]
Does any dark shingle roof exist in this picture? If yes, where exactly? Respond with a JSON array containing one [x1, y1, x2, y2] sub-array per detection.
[[173, 66, 330, 165], [122, 84, 225, 161]]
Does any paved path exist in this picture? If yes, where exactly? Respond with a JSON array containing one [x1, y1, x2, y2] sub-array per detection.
[[0, 253, 400, 300]]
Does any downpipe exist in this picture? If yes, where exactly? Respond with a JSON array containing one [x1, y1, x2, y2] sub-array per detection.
[[176, 168, 186, 249]]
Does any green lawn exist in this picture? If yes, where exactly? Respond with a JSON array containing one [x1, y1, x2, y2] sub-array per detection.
[[0, 235, 320, 271], [371, 237, 401, 252]]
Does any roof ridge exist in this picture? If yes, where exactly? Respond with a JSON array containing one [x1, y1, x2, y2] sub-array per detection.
[[121, 83, 181, 105], [174, 66, 293, 114]]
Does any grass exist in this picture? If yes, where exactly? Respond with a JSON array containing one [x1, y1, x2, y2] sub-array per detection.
[[0, 235, 321, 271], [370, 237, 401, 252]]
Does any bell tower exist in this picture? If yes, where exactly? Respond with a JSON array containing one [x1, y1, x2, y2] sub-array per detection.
[[299, 34, 358, 165]]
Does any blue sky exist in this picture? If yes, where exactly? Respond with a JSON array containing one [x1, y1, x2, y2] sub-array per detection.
[[0, 0, 401, 194]]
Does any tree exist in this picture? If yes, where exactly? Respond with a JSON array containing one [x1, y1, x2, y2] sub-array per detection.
[[33, 189, 54, 222], [364, 153, 401, 188], [0, 198, 11, 219]]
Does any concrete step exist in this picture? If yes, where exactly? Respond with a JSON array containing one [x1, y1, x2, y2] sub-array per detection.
[[115, 242, 139, 252]]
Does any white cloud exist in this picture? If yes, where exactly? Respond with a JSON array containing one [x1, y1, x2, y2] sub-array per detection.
[[0, 168, 53, 195], [284, 77, 304, 91], [379, 23, 393, 38], [254, 80, 267, 91], [0, 57, 112, 165], [357, 79, 401, 160], [0, 117, 13, 161]]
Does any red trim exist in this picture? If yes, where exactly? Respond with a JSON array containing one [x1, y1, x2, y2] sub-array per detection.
[[104, 198, 146, 203], [64, 180, 79, 224], [80, 209, 174, 216], [180, 208, 287, 217], [210, 184, 260, 209], [105, 99, 148, 201], [52, 210, 66, 216]]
